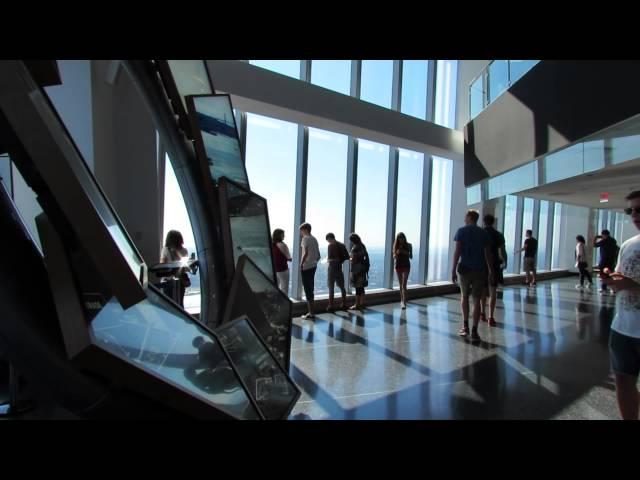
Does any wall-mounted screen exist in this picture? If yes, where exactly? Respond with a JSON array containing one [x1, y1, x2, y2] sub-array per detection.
[[186, 94, 249, 189], [223, 254, 292, 369], [219, 177, 275, 284], [217, 316, 300, 420]]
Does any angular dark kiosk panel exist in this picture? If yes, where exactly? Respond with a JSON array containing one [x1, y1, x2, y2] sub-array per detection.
[[216, 316, 300, 420], [223, 254, 293, 370], [0, 60, 301, 419], [218, 177, 277, 286], [186, 94, 249, 189], [155, 60, 215, 139], [0, 60, 146, 309]]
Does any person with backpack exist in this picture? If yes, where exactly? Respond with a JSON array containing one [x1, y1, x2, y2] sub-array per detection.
[[348, 233, 369, 310], [594, 229, 619, 294], [393, 232, 412, 310], [325, 232, 348, 311], [299, 222, 321, 319]]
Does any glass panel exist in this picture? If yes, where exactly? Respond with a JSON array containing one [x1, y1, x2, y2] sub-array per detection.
[[310, 60, 351, 96], [488, 60, 509, 102], [222, 180, 275, 282], [360, 60, 393, 109], [466, 184, 481, 205], [244, 113, 298, 295], [487, 162, 537, 199], [503, 195, 518, 274], [469, 74, 484, 119], [249, 60, 300, 80], [394, 149, 423, 287], [91, 288, 260, 419], [611, 135, 640, 165], [217, 317, 299, 420], [509, 60, 539, 84], [544, 143, 584, 183], [166, 60, 213, 114], [434, 60, 458, 128], [163, 154, 200, 315], [401, 60, 428, 120], [190, 95, 248, 188], [583, 139, 605, 173], [552, 203, 562, 269], [355, 139, 389, 289], [305, 127, 348, 295], [520, 198, 534, 272], [537, 200, 550, 271], [427, 157, 453, 282], [224, 255, 292, 369], [33, 88, 144, 281], [0, 154, 11, 197]]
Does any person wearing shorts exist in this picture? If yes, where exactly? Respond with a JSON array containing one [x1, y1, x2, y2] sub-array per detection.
[[325, 232, 347, 311], [517, 230, 538, 287], [480, 214, 505, 327], [604, 190, 640, 419], [452, 210, 494, 342]]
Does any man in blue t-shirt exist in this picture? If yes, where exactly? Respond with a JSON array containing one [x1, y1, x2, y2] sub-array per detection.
[[452, 210, 495, 342]]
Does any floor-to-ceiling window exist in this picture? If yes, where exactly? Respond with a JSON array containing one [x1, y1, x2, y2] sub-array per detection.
[[360, 60, 394, 109], [400, 60, 429, 120], [355, 139, 389, 290], [244, 113, 298, 295], [394, 149, 424, 287], [427, 157, 453, 283], [163, 154, 200, 315], [305, 127, 348, 295], [503, 195, 518, 274], [310, 60, 351, 96], [552, 203, 563, 269], [434, 60, 458, 128], [520, 197, 534, 272], [537, 200, 550, 271], [249, 60, 301, 80]]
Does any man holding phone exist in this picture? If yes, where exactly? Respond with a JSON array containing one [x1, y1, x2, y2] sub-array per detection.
[[604, 190, 640, 420]]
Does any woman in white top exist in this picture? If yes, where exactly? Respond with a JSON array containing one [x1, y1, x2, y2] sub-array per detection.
[[575, 235, 593, 290], [160, 230, 189, 306]]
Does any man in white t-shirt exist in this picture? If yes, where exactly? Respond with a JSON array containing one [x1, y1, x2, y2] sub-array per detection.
[[299, 222, 320, 319], [604, 190, 640, 420]]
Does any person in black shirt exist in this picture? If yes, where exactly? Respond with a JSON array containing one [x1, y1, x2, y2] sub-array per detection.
[[516, 229, 538, 287], [594, 229, 619, 294], [480, 214, 506, 327]]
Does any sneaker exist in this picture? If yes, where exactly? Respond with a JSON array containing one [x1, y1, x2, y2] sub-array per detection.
[[480, 313, 487, 323], [488, 317, 497, 327], [458, 325, 470, 337], [401, 303, 406, 310], [575, 284, 584, 290], [530, 282, 537, 287], [585, 283, 592, 289], [301, 313, 315, 319], [470, 328, 481, 342]]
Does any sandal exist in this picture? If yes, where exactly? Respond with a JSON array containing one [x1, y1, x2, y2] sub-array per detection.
[[458, 325, 470, 337]]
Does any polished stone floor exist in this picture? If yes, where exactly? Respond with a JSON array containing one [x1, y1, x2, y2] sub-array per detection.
[[288, 277, 635, 420]]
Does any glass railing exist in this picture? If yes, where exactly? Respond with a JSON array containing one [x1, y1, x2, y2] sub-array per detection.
[[469, 60, 539, 120]]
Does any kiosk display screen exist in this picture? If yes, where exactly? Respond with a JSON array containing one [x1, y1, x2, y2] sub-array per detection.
[[217, 316, 300, 420], [220, 178, 275, 283], [187, 95, 248, 188], [224, 255, 292, 369], [91, 287, 260, 419]]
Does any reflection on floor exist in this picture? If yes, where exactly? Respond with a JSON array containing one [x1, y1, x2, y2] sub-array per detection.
[[288, 277, 635, 420]]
